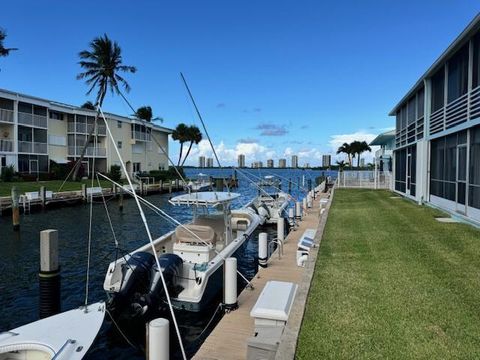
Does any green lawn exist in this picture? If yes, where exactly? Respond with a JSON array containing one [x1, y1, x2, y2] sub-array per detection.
[[0, 180, 112, 197], [297, 189, 480, 359]]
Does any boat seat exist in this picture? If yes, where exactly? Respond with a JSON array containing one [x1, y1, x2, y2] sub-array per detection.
[[175, 224, 216, 245]]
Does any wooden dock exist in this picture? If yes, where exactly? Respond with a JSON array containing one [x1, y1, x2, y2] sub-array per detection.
[[193, 192, 328, 360]]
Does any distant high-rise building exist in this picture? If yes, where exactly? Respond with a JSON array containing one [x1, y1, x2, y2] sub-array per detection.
[[360, 158, 365, 167], [206, 157, 214, 167], [278, 158, 287, 168], [291, 155, 298, 168], [267, 159, 274, 168], [238, 154, 245, 168], [258, 161, 263, 168], [322, 155, 331, 168], [198, 156, 205, 168], [304, 163, 310, 168]]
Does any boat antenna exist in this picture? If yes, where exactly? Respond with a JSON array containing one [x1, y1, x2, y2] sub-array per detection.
[[98, 106, 187, 360]]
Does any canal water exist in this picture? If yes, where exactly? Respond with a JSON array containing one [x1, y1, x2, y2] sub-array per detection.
[[0, 168, 334, 359]]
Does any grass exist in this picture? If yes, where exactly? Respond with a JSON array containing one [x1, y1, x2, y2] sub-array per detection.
[[297, 189, 480, 359], [0, 179, 112, 197]]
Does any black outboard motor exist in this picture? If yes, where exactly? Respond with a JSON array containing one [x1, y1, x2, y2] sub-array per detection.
[[131, 253, 183, 317]]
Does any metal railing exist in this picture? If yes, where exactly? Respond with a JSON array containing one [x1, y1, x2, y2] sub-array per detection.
[[18, 112, 48, 128], [0, 139, 13, 152], [336, 170, 393, 190], [132, 131, 151, 141], [0, 108, 14, 123], [67, 122, 106, 135], [68, 146, 106, 157], [18, 141, 47, 154]]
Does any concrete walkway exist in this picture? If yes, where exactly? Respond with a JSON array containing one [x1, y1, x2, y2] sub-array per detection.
[[193, 191, 329, 360]]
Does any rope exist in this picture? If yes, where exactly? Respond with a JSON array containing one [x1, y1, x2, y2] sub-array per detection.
[[191, 303, 223, 341], [106, 308, 142, 352], [96, 173, 119, 248], [99, 107, 187, 360]]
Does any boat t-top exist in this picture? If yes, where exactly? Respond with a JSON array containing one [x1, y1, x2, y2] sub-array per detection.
[[103, 191, 262, 314]]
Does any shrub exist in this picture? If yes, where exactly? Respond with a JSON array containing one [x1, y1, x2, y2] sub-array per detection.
[[50, 160, 69, 180], [109, 165, 122, 182], [149, 167, 185, 182], [1, 165, 15, 182]]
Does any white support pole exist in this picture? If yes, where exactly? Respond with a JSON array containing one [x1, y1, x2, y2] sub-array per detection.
[[374, 160, 378, 190], [258, 232, 268, 268], [147, 318, 169, 360], [288, 207, 294, 221], [277, 217, 285, 243], [224, 257, 238, 311], [302, 197, 307, 213]]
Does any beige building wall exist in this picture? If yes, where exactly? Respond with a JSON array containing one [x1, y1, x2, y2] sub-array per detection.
[[47, 116, 68, 164]]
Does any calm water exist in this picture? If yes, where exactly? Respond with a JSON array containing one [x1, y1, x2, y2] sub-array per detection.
[[0, 168, 334, 359]]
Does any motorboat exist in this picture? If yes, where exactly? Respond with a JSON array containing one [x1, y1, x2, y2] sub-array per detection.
[[0, 302, 105, 360], [186, 173, 212, 192], [103, 191, 262, 315]]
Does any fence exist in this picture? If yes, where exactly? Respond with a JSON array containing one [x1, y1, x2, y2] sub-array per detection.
[[336, 170, 393, 190]]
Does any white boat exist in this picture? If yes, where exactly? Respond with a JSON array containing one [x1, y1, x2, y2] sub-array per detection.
[[186, 173, 212, 192], [0, 302, 105, 360], [247, 176, 290, 225], [103, 191, 262, 314]]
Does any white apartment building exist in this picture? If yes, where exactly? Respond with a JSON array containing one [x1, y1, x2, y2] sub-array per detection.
[[291, 155, 298, 168], [322, 154, 331, 168], [238, 154, 245, 168], [198, 156, 206, 168], [278, 158, 286, 168], [206, 157, 214, 167], [0, 89, 171, 177]]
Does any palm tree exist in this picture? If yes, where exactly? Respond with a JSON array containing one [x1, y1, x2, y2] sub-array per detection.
[[81, 101, 96, 110], [351, 140, 371, 167], [181, 125, 203, 166], [172, 123, 189, 166], [336, 142, 353, 166], [74, 34, 136, 180], [0, 28, 17, 67], [336, 160, 346, 171], [134, 106, 163, 122]]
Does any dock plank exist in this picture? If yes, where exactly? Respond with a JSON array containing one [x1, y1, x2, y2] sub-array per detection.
[[193, 193, 325, 360]]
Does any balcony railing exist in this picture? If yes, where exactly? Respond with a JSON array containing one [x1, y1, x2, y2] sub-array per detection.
[[18, 112, 48, 128], [0, 139, 13, 152], [68, 146, 106, 157], [132, 131, 151, 141], [67, 122, 106, 135], [18, 141, 47, 154], [0, 108, 14, 123], [375, 148, 393, 158]]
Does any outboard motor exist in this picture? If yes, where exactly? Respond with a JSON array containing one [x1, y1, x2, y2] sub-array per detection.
[[258, 202, 271, 222], [131, 254, 183, 317]]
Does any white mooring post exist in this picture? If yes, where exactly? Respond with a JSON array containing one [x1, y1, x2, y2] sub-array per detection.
[[147, 318, 169, 360], [374, 161, 378, 190], [277, 217, 285, 243], [258, 232, 268, 268], [302, 197, 307, 213], [288, 207, 294, 221], [295, 201, 302, 220], [224, 257, 238, 311]]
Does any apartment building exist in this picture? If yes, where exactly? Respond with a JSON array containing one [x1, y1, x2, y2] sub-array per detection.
[[391, 14, 480, 223], [291, 155, 298, 168], [322, 155, 331, 168], [238, 154, 245, 168], [278, 158, 286, 168], [0, 89, 171, 177], [198, 156, 206, 168], [206, 157, 214, 167], [266, 159, 274, 168]]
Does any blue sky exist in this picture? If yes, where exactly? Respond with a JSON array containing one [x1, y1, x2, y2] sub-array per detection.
[[1, 1, 480, 166]]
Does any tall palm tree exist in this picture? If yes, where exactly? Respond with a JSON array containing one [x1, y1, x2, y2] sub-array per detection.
[[0, 28, 17, 68], [74, 34, 136, 180], [336, 142, 353, 166], [181, 125, 203, 166], [336, 160, 346, 171], [134, 105, 163, 122], [172, 123, 189, 166], [353, 140, 371, 167]]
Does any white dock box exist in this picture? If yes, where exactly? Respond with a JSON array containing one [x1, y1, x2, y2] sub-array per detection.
[[250, 281, 298, 329]]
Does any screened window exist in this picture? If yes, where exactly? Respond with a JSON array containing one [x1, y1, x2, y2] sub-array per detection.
[[469, 126, 480, 208], [401, 105, 407, 129], [18, 102, 33, 114], [473, 33, 480, 88], [417, 87, 424, 118], [407, 97, 416, 125], [0, 98, 14, 110], [33, 106, 47, 116], [431, 68, 445, 112], [447, 44, 469, 103]]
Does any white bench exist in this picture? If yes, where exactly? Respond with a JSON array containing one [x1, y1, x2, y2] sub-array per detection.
[[296, 228, 316, 267], [247, 281, 298, 360]]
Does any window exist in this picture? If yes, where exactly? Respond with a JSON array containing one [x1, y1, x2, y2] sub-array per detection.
[[133, 162, 141, 173], [49, 111, 64, 120], [18, 102, 33, 114], [117, 121, 122, 128], [33, 106, 47, 117], [407, 97, 416, 125], [431, 68, 445, 112], [470, 126, 480, 208], [417, 87, 425, 118], [0, 97, 14, 110], [447, 44, 469, 103], [48, 135, 66, 146], [473, 33, 480, 89], [117, 141, 122, 149], [132, 143, 143, 154]]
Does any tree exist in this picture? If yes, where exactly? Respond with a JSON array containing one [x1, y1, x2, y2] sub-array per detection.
[[172, 123, 189, 166], [134, 105, 163, 122], [74, 34, 136, 180], [0, 28, 17, 68], [81, 101, 96, 110], [335, 160, 346, 171], [181, 125, 203, 166], [351, 140, 371, 167], [336, 142, 353, 166]]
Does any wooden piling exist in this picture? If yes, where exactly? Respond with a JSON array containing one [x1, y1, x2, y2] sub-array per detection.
[[119, 187, 124, 212], [39, 229, 61, 318], [81, 184, 87, 202], [40, 186, 46, 210], [11, 186, 20, 231]]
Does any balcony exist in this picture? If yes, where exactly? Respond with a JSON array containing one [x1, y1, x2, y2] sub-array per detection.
[[132, 131, 151, 142], [68, 146, 106, 157], [18, 141, 47, 154], [0, 139, 13, 152], [18, 112, 48, 128], [375, 148, 393, 158], [67, 122, 106, 135], [0, 109, 14, 123]]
